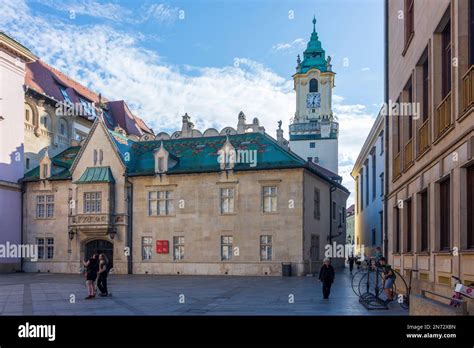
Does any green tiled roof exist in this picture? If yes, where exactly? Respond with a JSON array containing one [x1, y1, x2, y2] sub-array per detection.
[[74, 166, 115, 184], [22, 146, 81, 182], [123, 132, 307, 176]]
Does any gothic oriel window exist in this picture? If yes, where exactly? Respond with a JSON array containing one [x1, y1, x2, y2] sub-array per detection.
[[84, 192, 102, 213]]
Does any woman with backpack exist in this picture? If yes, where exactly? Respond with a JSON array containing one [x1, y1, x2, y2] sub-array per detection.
[[97, 253, 110, 297]]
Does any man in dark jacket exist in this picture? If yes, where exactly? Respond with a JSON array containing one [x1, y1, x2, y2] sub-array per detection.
[[319, 257, 335, 299]]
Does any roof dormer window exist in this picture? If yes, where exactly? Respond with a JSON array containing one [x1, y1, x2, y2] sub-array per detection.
[[154, 142, 169, 174], [39, 149, 51, 180], [58, 85, 72, 104]]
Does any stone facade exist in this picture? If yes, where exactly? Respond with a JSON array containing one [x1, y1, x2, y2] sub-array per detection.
[[22, 116, 349, 276], [386, 0, 474, 314]]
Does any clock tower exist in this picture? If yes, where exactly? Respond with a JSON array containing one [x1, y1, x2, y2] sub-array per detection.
[[289, 16, 339, 174]]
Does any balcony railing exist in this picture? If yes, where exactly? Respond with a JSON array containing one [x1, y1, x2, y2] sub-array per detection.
[[393, 152, 402, 179], [435, 92, 451, 139], [462, 65, 474, 114], [418, 119, 430, 155], [403, 138, 414, 169]]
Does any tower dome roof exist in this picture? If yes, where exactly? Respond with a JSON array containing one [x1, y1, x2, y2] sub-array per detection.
[[298, 16, 329, 74]]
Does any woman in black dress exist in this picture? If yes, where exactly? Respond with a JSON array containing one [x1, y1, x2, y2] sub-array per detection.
[[83, 253, 99, 299]]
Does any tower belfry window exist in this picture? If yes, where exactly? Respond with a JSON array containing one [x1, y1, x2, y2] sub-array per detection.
[[309, 79, 318, 93]]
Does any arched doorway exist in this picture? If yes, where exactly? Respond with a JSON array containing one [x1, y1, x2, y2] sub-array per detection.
[[84, 240, 113, 268]]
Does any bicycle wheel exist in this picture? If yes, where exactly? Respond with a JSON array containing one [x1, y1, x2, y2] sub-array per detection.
[[392, 270, 409, 309], [357, 269, 384, 297], [351, 270, 365, 297]]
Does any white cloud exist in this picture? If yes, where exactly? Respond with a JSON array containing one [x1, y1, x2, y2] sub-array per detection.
[[1, 0, 378, 204], [361, 67, 371, 71], [34, 0, 132, 22], [272, 38, 305, 52]]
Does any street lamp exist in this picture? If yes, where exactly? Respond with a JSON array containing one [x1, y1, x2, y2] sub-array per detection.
[[108, 227, 117, 240], [338, 223, 343, 235], [68, 229, 75, 240]]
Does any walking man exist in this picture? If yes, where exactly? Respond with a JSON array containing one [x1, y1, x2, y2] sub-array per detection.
[[319, 258, 335, 299]]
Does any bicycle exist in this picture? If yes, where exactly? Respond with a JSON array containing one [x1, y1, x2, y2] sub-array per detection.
[[351, 258, 373, 297], [449, 276, 474, 307], [393, 269, 417, 310]]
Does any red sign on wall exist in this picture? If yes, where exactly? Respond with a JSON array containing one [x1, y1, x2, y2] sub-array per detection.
[[156, 240, 169, 254]]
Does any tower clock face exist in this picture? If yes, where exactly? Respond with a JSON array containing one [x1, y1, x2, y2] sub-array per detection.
[[306, 93, 321, 108]]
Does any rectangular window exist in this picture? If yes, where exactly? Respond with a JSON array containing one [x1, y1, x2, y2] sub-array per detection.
[[220, 188, 235, 214], [307, 157, 312, 163], [59, 85, 72, 104], [342, 207, 346, 224], [260, 235, 272, 261], [262, 186, 277, 213], [36, 195, 54, 218], [441, 20, 451, 98], [142, 237, 153, 260], [422, 54, 429, 121], [365, 161, 369, 207], [467, 166, 474, 249], [372, 228, 376, 246], [173, 236, 184, 261], [360, 168, 364, 211], [380, 131, 384, 154], [42, 164, 48, 178], [310, 142, 316, 148], [148, 191, 173, 216], [371, 149, 376, 200], [221, 236, 233, 261], [332, 201, 336, 220], [404, 0, 414, 47], [379, 211, 383, 247], [26, 158, 30, 170], [46, 238, 54, 259], [84, 192, 102, 213], [406, 200, 412, 252], [440, 179, 451, 250], [355, 177, 360, 214], [314, 188, 320, 220], [406, 78, 414, 139], [79, 97, 96, 118], [36, 238, 44, 260], [380, 173, 384, 196], [395, 207, 401, 253], [420, 190, 429, 251], [470, 0, 474, 65]]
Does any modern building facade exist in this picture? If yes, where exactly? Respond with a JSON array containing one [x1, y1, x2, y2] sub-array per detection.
[[21, 114, 349, 276], [352, 109, 385, 257], [386, 0, 474, 313], [0, 33, 36, 272], [289, 17, 339, 174]]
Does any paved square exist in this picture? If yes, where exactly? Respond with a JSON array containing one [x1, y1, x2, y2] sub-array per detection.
[[0, 268, 408, 315]]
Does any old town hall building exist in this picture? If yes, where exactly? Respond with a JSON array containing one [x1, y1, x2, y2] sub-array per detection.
[[17, 18, 349, 276]]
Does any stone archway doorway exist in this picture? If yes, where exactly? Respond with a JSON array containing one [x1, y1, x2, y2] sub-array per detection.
[[84, 239, 113, 268]]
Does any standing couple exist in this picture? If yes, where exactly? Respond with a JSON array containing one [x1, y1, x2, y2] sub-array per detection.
[[83, 253, 111, 299]]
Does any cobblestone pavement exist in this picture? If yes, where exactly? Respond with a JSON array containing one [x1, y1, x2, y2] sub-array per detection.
[[0, 267, 408, 315]]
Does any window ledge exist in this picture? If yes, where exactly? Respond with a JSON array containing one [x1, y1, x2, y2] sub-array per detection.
[[261, 212, 279, 215], [458, 105, 474, 122], [219, 213, 237, 216], [415, 251, 430, 256], [433, 124, 454, 145], [459, 249, 474, 254], [148, 214, 176, 218], [35, 217, 55, 220], [432, 250, 452, 255]]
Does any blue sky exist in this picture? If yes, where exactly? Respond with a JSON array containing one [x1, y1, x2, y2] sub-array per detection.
[[1, 0, 385, 204]]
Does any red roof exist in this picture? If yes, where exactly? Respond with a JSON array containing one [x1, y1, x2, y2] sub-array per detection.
[[25, 60, 153, 136], [346, 204, 355, 216]]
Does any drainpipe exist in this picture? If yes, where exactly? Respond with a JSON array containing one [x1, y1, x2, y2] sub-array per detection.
[[383, 0, 389, 258], [20, 183, 25, 272], [125, 175, 133, 274], [329, 186, 337, 244]]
